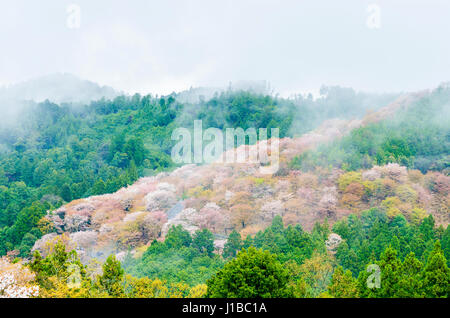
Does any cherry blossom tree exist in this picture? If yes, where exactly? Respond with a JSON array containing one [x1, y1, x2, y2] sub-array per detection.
[[0, 258, 39, 298]]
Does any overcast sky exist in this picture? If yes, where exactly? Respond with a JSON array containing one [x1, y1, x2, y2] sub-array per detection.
[[1, 0, 449, 96]]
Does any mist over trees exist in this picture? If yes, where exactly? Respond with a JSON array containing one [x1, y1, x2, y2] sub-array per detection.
[[291, 84, 450, 173], [0, 78, 449, 299]]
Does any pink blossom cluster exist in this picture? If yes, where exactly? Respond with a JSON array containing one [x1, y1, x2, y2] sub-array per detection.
[[0, 259, 39, 298]]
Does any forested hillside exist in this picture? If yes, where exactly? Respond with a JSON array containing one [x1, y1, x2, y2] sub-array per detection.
[[0, 86, 396, 256], [290, 85, 449, 173], [0, 84, 449, 299]]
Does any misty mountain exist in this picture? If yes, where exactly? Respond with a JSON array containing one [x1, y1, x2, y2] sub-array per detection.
[[0, 73, 120, 105], [0, 73, 121, 128], [172, 80, 272, 104]]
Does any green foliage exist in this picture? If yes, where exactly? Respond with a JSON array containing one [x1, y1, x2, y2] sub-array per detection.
[[124, 227, 224, 287], [25, 209, 449, 298], [396, 252, 424, 297], [206, 247, 292, 298], [2, 201, 47, 254], [373, 246, 403, 298], [421, 241, 450, 298], [290, 86, 450, 172], [29, 241, 88, 293], [222, 230, 243, 259], [191, 92, 294, 139], [328, 266, 359, 298], [1, 90, 318, 256], [248, 218, 315, 264], [356, 241, 449, 298], [1, 85, 447, 298], [442, 226, 450, 267], [192, 229, 215, 257], [333, 209, 441, 276], [98, 255, 125, 297], [164, 225, 193, 249], [0, 95, 181, 254]]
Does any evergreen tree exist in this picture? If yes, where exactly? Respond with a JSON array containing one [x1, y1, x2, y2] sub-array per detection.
[[127, 160, 139, 184], [206, 247, 291, 298], [60, 183, 72, 202], [192, 228, 215, 256], [328, 266, 359, 298], [441, 226, 450, 267], [421, 241, 450, 298], [98, 255, 125, 297], [164, 225, 192, 249], [419, 215, 436, 242], [223, 230, 243, 258], [375, 246, 402, 298], [396, 252, 423, 297], [270, 215, 284, 234], [357, 246, 402, 298], [92, 179, 106, 195]]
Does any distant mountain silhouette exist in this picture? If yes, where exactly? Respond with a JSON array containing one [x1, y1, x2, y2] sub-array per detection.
[[0, 73, 120, 104]]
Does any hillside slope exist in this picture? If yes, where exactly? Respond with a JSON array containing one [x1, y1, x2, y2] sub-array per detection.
[[31, 91, 449, 263]]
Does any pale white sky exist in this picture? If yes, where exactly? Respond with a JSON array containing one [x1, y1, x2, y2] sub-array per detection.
[[0, 0, 449, 96]]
